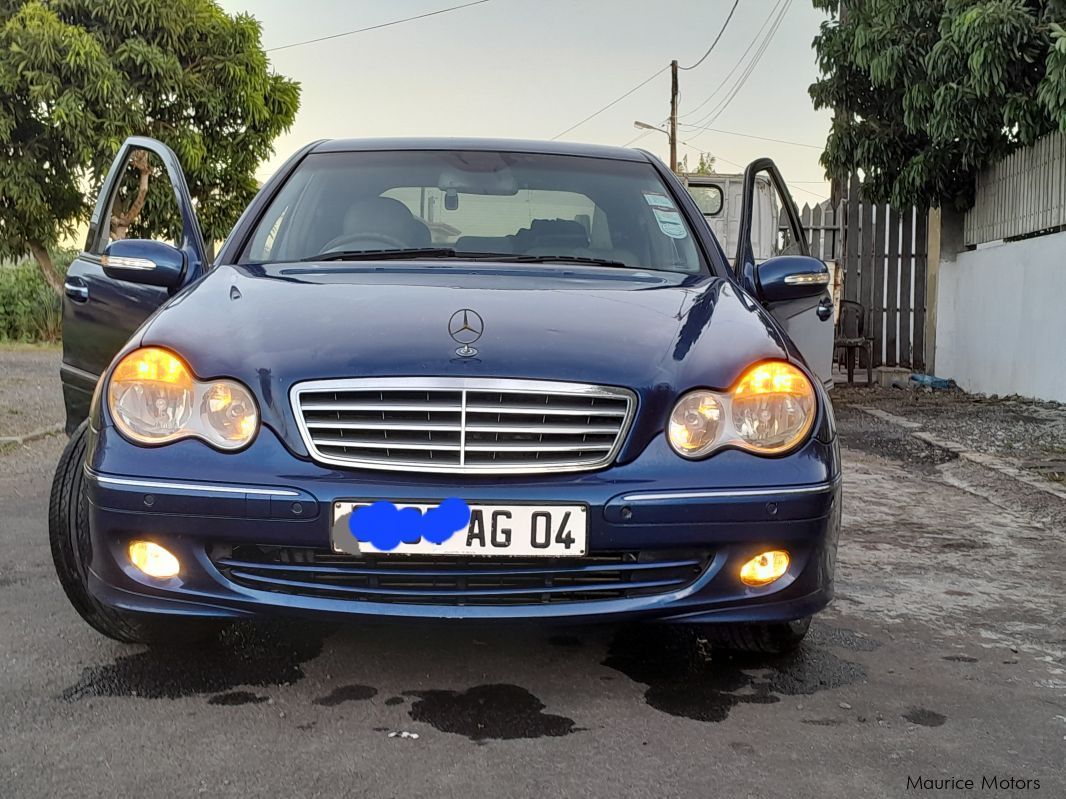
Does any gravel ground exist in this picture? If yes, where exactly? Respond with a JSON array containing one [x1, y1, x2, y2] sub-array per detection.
[[833, 383, 1066, 483], [0, 345, 64, 439]]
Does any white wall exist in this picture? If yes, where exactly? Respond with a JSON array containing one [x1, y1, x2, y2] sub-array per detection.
[[935, 229, 1066, 402]]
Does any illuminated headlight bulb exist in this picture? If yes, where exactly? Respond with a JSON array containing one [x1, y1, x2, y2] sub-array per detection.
[[200, 382, 258, 445], [668, 391, 724, 458]]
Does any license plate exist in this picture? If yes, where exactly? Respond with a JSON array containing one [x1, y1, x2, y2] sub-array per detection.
[[331, 500, 588, 557]]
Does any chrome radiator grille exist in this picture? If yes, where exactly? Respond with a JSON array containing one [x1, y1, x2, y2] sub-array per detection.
[[291, 378, 635, 474]]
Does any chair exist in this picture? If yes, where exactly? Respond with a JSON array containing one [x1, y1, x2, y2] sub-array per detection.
[[835, 300, 874, 385]]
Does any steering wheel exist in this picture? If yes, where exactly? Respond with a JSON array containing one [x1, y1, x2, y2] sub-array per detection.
[[318, 231, 410, 253]]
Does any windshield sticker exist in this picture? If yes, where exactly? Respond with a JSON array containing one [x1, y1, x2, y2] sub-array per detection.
[[653, 207, 687, 239], [643, 191, 674, 209]]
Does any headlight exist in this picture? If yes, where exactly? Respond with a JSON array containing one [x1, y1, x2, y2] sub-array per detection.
[[108, 347, 259, 450], [667, 361, 816, 458]]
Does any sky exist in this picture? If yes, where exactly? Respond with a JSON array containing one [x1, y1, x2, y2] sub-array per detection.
[[217, 0, 834, 205]]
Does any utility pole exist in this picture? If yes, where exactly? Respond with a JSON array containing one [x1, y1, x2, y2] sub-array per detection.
[[669, 59, 679, 173]]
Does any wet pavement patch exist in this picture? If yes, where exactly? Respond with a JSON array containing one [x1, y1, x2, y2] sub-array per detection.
[[385, 696, 405, 706], [60, 622, 327, 702], [904, 707, 947, 727], [603, 624, 866, 723], [548, 634, 583, 648], [208, 691, 269, 706], [815, 624, 881, 652], [313, 684, 377, 706], [404, 684, 578, 741]]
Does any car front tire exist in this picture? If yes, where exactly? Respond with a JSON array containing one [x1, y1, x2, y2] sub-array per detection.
[[49, 422, 221, 645], [697, 617, 812, 654]]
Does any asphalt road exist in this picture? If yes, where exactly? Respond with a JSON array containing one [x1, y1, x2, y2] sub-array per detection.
[[2, 397, 1064, 797]]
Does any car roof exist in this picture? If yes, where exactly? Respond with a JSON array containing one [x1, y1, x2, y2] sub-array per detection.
[[312, 137, 651, 162]]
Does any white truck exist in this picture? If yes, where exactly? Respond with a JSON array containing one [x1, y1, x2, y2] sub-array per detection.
[[681, 172, 779, 262]]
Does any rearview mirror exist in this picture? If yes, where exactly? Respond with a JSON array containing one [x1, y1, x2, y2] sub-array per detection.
[[101, 239, 186, 289], [755, 255, 830, 303]]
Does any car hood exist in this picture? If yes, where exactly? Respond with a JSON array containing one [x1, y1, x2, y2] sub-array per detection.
[[139, 262, 792, 456]]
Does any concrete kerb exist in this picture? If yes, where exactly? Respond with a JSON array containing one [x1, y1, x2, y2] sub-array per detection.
[[0, 422, 65, 450], [855, 406, 1066, 501]]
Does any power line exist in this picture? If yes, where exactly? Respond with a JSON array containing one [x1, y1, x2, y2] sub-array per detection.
[[688, 0, 793, 128], [551, 65, 669, 140], [266, 0, 495, 53], [678, 0, 739, 71], [622, 129, 655, 148], [552, 5, 740, 142], [678, 0, 786, 121], [688, 0, 792, 127], [678, 123, 822, 150]]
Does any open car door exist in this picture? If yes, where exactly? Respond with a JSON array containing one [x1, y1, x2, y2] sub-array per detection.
[[733, 158, 834, 388], [60, 136, 207, 432]]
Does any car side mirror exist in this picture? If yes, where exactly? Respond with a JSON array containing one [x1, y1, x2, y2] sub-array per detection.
[[755, 255, 830, 302], [101, 239, 186, 289]]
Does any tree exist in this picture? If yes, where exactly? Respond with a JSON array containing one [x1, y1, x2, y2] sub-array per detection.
[[810, 0, 1066, 210], [679, 151, 717, 175], [0, 0, 300, 293]]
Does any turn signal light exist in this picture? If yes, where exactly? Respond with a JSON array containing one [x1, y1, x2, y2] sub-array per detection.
[[740, 550, 790, 587], [129, 540, 180, 578]]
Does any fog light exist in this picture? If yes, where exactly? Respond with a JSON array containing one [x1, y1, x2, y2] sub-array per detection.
[[129, 540, 180, 578], [740, 549, 789, 587]]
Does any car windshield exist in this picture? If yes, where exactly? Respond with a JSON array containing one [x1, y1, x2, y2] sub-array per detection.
[[241, 150, 705, 273]]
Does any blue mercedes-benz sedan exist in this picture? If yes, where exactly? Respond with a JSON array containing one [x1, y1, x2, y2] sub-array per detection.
[[51, 137, 840, 653]]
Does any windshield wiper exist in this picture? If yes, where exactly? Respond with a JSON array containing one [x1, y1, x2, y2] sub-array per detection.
[[298, 248, 631, 269], [301, 247, 460, 262], [481, 254, 631, 268]]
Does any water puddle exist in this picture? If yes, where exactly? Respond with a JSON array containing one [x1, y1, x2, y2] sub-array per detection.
[[604, 624, 867, 722], [404, 684, 577, 741], [313, 684, 377, 706], [904, 707, 947, 727], [61, 622, 327, 701]]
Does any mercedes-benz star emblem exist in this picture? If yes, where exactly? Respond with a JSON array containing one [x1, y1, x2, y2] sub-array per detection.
[[448, 309, 483, 357]]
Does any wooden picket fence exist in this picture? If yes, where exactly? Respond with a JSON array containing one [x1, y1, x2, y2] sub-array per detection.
[[965, 131, 1066, 245], [777, 188, 927, 370], [780, 199, 844, 303], [797, 200, 842, 263], [841, 176, 928, 370]]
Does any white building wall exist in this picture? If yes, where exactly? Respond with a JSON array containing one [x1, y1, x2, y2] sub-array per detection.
[[935, 229, 1066, 402]]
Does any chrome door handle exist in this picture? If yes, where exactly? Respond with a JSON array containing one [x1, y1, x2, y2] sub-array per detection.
[[816, 297, 833, 321], [64, 281, 89, 303]]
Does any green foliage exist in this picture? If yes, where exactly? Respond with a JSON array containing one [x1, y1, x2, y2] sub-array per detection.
[[810, 0, 1066, 209], [0, 249, 75, 341], [680, 151, 717, 175], [0, 0, 300, 270]]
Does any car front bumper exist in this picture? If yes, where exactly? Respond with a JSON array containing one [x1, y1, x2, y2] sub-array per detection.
[[83, 423, 841, 624]]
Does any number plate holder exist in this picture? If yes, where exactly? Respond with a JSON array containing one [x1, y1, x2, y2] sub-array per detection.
[[331, 500, 589, 557]]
